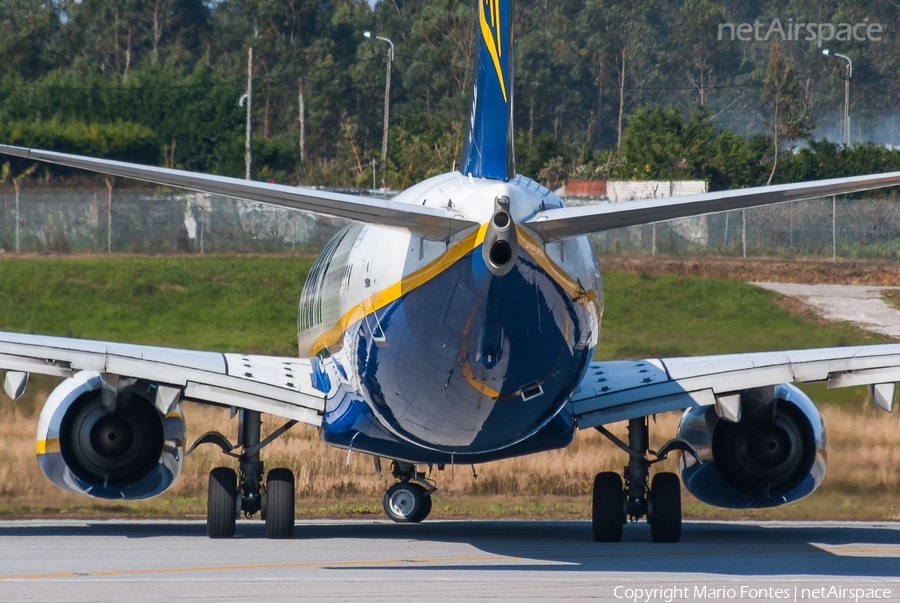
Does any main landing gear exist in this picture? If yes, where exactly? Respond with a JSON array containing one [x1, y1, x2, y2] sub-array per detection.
[[187, 409, 298, 539], [592, 417, 697, 543], [382, 461, 435, 523]]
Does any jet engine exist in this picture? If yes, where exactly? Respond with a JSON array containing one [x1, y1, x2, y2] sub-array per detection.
[[677, 383, 826, 508], [36, 371, 186, 500]]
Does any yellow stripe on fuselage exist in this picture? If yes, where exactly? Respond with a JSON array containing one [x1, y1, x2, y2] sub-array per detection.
[[515, 226, 581, 298], [307, 224, 490, 356], [36, 439, 60, 455], [307, 223, 591, 358]]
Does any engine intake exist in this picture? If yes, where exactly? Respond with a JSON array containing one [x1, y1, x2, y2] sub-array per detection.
[[36, 371, 185, 500], [677, 383, 826, 508]]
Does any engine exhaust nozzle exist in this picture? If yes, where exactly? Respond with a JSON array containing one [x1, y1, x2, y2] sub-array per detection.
[[482, 196, 518, 276]]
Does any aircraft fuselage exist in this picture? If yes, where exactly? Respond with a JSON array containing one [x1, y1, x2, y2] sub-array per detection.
[[299, 173, 604, 464]]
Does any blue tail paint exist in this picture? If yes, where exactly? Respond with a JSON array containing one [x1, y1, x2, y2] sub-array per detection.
[[459, 0, 514, 181]]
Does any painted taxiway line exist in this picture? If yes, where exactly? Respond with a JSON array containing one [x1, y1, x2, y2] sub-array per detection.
[[3, 546, 899, 581]]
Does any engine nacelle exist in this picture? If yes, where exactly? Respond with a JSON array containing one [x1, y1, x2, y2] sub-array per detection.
[[36, 371, 186, 500], [677, 383, 826, 508]]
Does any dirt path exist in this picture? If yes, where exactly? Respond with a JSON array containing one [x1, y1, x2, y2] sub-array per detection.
[[754, 282, 900, 339], [600, 255, 900, 286]]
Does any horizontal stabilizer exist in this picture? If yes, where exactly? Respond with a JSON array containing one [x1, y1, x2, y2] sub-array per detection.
[[527, 170, 900, 240], [0, 145, 478, 240]]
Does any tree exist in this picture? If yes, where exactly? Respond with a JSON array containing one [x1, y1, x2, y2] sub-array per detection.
[[619, 106, 719, 181], [580, 0, 663, 149], [0, 0, 62, 79], [673, 0, 734, 106], [760, 44, 813, 186], [2, 0, 900, 188], [517, 0, 589, 138]]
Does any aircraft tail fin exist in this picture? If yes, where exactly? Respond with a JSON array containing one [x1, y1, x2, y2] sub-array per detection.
[[459, 0, 514, 181]]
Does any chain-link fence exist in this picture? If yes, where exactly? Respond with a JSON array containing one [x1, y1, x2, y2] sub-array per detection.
[[594, 197, 900, 261], [2, 186, 899, 261], [0, 186, 348, 254]]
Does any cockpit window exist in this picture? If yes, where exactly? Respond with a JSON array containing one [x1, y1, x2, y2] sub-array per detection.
[[298, 224, 363, 333]]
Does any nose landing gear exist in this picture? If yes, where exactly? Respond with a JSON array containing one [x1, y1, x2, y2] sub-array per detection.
[[382, 461, 435, 523], [592, 417, 697, 543]]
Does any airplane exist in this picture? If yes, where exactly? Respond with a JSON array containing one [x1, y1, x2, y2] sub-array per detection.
[[3, 0, 900, 544]]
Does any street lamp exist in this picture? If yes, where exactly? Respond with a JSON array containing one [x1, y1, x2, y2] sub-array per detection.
[[822, 49, 853, 145], [363, 31, 394, 166]]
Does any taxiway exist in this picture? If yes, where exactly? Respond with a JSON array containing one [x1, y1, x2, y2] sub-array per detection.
[[0, 519, 898, 602]]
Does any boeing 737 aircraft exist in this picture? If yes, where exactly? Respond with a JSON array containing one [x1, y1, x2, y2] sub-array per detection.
[[3, 0, 900, 543]]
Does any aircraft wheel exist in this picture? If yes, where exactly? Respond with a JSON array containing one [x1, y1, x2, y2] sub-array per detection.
[[418, 490, 433, 522], [265, 468, 295, 539], [383, 482, 429, 523], [592, 472, 625, 542], [207, 467, 237, 539], [648, 472, 682, 543]]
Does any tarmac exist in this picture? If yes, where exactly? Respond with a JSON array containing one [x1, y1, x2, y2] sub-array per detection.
[[0, 519, 898, 602]]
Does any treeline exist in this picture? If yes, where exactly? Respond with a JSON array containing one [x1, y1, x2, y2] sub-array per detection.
[[614, 107, 900, 193], [1, 0, 898, 191]]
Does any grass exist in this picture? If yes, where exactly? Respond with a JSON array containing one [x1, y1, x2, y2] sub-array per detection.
[[1, 255, 886, 359], [0, 255, 313, 355], [0, 255, 898, 520], [881, 289, 900, 312], [594, 269, 890, 359]]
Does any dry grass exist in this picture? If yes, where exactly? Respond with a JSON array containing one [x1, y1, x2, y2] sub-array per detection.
[[2, 380, 899, 521]]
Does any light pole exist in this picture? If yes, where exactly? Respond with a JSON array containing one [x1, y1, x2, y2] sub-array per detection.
[[822, 49, 852, 145], [363, 31, 394, 166]]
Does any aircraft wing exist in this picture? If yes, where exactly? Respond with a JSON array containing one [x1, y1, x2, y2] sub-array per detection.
[[526, 171, 900, 240], [0, 144, 478, 240], [0, 331, 325, 426], [571, 344, 900, 428]]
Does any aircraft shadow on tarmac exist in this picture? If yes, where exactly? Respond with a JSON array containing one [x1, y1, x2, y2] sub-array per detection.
[[2, 520, 898, 577], [310, 521, 900, 578]]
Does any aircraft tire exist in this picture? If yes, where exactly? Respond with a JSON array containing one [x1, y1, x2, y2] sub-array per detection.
[[383, 482, 428, 523], [592, 472, 625, 542], [207, 467, 237, 539], [417, 490, 433, 522], [265, 468, 296, 539], [648, 472, 682, 543]]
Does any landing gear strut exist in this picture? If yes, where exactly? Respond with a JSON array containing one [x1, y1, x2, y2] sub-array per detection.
[[592, 417, 694, 543], [382, 461, 435, 523], [189, 409, 297, 539]]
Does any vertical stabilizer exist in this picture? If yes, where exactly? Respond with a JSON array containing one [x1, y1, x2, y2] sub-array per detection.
[[460, 0, 514, 181]]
